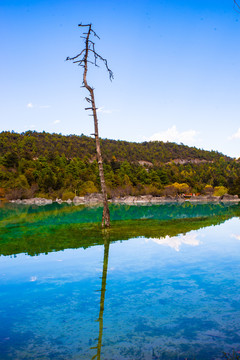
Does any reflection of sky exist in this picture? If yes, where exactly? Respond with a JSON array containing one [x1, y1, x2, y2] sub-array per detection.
[[231, 234, 240, 240], [1, 218, 240, 359], [0, 245, 105, 285], [147, 232, 200, 252]]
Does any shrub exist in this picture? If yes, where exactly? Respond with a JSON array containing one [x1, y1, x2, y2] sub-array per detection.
[[62, 191, 75, 200], [163, 182, 190, 196], [36, 192, 51, 199], [140, 185, 162, 196], [214, 186, 228, 197], [78, 181, 98, 195], [204, 184, 214, 195]]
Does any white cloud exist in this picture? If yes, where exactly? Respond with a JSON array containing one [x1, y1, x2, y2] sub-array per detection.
[[26, 103, 51, 109], [229, 128, 240, 140], [53, 120, 60, 124], [39, 105, 51, 109], [147, 233, 200, 252], [231, 234, 240, 241], [30, 276, 37, 282], [97, 107, 112, 114], [148, 125, 199, 145]]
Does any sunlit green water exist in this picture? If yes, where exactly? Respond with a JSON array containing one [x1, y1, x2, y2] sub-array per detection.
[[1, 202, 240, 359]]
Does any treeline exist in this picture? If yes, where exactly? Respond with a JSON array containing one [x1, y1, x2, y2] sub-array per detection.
[[0, 131, 240, 199]]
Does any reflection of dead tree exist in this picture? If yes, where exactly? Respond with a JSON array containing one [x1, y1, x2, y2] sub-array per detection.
[[91, 235, 110, 359], [234, 0, 240, 11], [66, 24, 112, 228]]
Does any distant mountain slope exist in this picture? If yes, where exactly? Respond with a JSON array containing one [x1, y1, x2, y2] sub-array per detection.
[[0, 131, 232, 163], [1, 131, 239, 200]]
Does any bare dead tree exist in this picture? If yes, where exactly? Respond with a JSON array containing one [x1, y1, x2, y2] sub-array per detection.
[[66, 24, 113, 228]]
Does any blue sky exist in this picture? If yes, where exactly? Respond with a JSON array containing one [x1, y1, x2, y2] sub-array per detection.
[[1, 0, 240, 158]]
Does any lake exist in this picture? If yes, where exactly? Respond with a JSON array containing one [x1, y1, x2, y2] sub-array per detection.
[[1, 202, 240, 360]]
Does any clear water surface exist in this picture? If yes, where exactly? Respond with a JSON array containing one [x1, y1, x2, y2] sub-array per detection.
[[1, 202, 240, 360]]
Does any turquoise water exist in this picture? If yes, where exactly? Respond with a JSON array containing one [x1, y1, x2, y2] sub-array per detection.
[[1, 202, 240, 359]]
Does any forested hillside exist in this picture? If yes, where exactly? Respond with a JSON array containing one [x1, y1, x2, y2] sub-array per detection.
[[0, 130, 232, 163], [0, 131, 240, 199]]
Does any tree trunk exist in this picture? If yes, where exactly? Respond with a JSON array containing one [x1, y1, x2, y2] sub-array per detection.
[[82, 25, 110, 228], [89, 88, 110, 228]]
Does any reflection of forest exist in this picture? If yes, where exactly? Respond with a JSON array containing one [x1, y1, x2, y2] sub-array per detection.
[[0, 202, 240, 256]]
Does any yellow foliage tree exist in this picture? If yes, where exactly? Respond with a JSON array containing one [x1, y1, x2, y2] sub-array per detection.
[[214, 186, 228, 197]]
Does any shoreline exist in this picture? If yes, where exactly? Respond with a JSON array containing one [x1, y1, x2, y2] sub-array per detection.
[[6, 193, 240, 206]]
